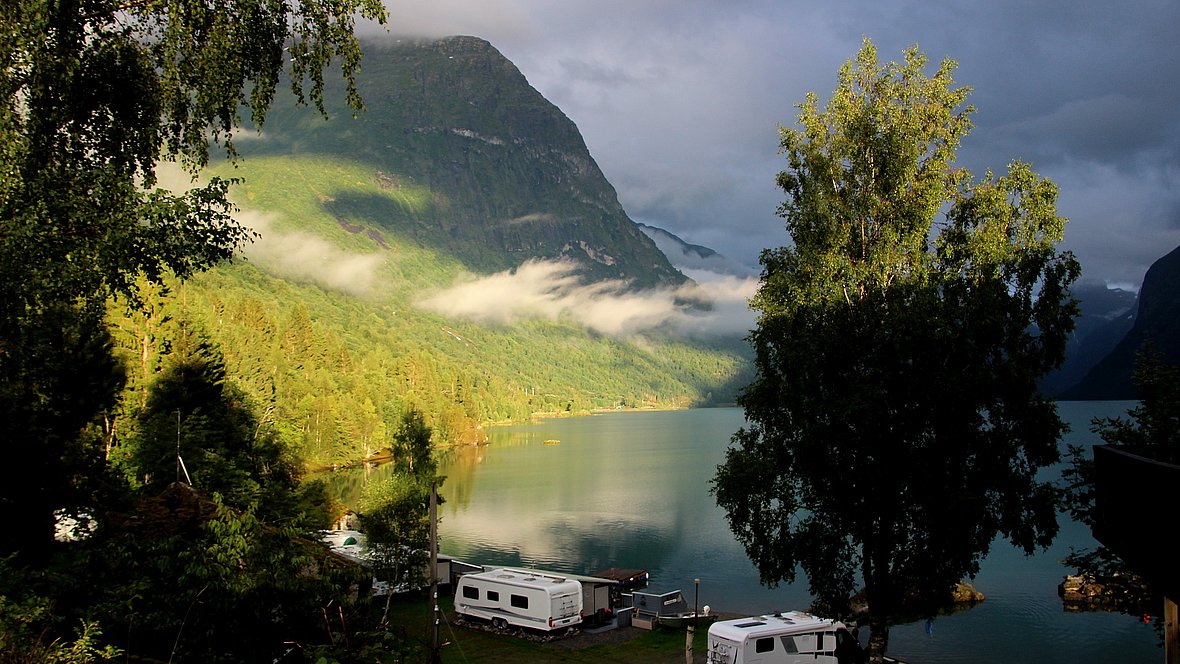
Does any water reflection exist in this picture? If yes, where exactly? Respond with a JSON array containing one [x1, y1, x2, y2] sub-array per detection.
[[320, 403, 1160, 663]]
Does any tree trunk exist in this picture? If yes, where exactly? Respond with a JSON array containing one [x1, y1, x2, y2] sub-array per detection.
[[867, 614, 890, 664]]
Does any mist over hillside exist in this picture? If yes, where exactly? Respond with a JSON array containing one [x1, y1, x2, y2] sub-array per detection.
[[133, 37, 756, 463]]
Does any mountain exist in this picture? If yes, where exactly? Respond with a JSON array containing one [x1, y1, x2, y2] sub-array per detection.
[[243, 36, 683, 290], [1041, 282, 1137, 396], [636, 223, 756, 277], [132, 37, 752, 466], [1062, 244, 1180, 399]]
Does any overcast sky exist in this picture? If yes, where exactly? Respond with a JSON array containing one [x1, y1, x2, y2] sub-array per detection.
[[373, 0, 1179, 290]]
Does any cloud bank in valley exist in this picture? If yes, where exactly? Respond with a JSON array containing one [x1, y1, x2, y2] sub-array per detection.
[[155, 162, 386, 297], [417, 259, 757, 339], [236, 210, 385, 297]]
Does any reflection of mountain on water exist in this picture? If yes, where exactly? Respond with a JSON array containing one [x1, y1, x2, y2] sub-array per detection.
[[436, 444, 485, 510], [440, 507, 676, 577], [319, 442, 488, 511], [434, 410, 741, 583]]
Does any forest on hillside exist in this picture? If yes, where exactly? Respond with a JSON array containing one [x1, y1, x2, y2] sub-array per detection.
[[106, 261, 751, 467], [0, 17, 752, 660]]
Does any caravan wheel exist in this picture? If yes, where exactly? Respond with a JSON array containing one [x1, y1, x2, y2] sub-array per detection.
[[492, 618, 508, 630]]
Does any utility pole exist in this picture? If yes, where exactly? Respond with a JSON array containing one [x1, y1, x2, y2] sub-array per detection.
[[686, 578, 699, 664], [430, 481, 441, 664]]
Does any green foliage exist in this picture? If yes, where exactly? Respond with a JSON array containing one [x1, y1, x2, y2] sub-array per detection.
[[0, 557, 122, 664], [50, 486, 365, 663], [38, 321, 364, 661], [1060, 352, 1178, 624], [0, 2, 437, 661], [0, 303, 125, 558], [713, 39, 1079, 660], [391, 410, 438, 477], [115, 323, 314, 521], [358, 474, 433, 594], [1, 0, 386, 560], [138, 257, 749, 466], [358, 408, 440, 628]]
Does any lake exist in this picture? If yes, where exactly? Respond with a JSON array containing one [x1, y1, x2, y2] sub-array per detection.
[[332, 401, 1160, 663]]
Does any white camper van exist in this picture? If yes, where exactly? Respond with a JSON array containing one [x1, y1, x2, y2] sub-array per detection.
[[705, 611, 863, 664], [455, 568, 583, 632]]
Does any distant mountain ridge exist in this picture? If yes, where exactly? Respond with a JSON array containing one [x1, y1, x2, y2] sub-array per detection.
[[1063, 244, 1180, 399], [247, 36, 684, 290], [636, 223, 756, 277], [1041, 282, 1137, 396]]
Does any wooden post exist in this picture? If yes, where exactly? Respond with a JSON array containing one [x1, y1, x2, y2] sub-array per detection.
[[1166, 596, 1178, 664], [694, 578, 700, 629], [686, 624, 694, 664]]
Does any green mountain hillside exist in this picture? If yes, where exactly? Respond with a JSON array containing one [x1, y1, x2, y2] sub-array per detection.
[[239, 36, 683, 289], [117, 37, 752, 466]]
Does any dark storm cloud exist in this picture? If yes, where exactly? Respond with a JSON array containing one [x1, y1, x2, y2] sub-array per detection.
[[380, 0, 1180, 287]]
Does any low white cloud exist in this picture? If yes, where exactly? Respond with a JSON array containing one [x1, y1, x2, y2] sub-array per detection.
[[237, 210, 385, 297], [417, 259, 756, 338], [152, 162, 385, 296], [375, 0, 535, 40]]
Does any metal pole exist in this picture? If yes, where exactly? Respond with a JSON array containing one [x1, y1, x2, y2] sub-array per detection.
[[689, 578, 700, 664], [430, 481, 441, 664]]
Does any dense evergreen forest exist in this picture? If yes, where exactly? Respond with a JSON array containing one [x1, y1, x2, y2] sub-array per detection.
[[107, 252, 750, 467], [100, 154, 751, 469]]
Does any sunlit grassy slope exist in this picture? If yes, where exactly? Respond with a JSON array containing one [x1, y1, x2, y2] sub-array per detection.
[[148, 37, 753, 465]]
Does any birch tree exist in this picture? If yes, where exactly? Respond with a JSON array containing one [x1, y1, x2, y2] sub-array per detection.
[[713, 39, 1079, 662]]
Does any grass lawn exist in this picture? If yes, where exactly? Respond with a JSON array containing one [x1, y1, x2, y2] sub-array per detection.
[[383, 594, 710, 663]]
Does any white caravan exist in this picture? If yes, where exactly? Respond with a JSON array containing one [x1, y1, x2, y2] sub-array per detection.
[[706, 611, 862, 664], [455, 568, 583, 632]]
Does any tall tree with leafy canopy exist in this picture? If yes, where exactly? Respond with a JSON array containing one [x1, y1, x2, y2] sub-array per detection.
[[712, 39, 1079, 662], [360, 409, 441, 626], [118, 322, 327, 525], [0, 0, 386, 558]]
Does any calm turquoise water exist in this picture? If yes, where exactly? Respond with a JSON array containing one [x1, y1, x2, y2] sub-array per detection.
[[336, 401, 1161, 663]]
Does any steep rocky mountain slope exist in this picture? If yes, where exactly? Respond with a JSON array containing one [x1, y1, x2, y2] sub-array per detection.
[[1063, 244, 1180, 399], [243, 36, 683, 290], [138, 37, 752, 464]]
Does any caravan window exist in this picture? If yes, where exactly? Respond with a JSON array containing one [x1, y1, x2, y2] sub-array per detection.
[[755, 637, 775, 653], [510, 594, 528, 609], [782, 635, 799, 654], [462, 585, 478, 600], [487, 591, 499, 601]]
